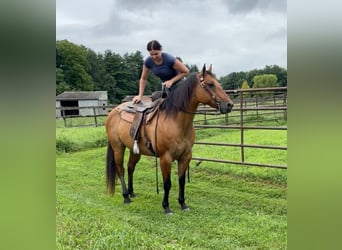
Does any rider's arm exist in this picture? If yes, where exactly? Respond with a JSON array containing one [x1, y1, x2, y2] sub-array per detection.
[[133, 65, 149, 103], [164, 58, 189, 88]]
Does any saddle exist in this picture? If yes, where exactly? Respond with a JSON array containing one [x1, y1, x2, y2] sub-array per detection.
[[117, 96, 164, 154]]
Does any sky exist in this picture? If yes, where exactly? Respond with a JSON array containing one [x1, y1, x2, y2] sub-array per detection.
[[56, 0, 287, 78]]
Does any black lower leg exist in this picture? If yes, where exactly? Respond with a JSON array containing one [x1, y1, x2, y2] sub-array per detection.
[[119, 176, 131, 204], [178, 174, 189, 210], [123, 193, 131, 204], [127, 168, 136, 198], [162, 178, 172, 214]]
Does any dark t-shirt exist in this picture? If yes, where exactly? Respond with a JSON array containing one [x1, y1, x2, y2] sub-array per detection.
[[144, 53, 177, 82]]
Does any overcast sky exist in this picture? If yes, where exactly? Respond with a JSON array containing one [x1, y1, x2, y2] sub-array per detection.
[[56, 0, 287, 78]]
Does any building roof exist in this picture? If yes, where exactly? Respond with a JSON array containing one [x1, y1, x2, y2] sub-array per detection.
[[56, 91, 107, 101]]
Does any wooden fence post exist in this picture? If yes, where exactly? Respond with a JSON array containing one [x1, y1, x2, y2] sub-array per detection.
[[62, 109, 67, 127], [93, 107, 98, 127]]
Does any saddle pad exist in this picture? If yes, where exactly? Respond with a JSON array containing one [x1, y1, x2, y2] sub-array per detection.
[[120, 111, 134, 123], [114, 103, 134, 123]]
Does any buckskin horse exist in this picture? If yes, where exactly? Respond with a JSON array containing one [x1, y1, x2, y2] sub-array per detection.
[[105, 64, 234, 214]]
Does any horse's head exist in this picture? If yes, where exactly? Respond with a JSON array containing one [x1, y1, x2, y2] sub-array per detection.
[[196, 64, 234, 113]]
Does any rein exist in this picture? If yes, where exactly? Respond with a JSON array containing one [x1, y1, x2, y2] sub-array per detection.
[[154, 106, 161, 194], [163, 73, 219, 115]]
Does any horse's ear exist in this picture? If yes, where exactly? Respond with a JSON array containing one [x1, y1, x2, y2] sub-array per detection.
[[202, 64, 206, 76], [208, 64, 212, 73]]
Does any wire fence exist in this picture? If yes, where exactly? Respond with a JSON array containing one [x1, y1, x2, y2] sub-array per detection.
[[56, 87, 287, 169]]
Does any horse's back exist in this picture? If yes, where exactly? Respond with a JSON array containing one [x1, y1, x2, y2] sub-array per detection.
[[105, 104, 122, 127], [106, 103, 131, 137]]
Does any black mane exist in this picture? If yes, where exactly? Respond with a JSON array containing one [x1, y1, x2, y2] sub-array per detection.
[[159, 73, 198, 117]]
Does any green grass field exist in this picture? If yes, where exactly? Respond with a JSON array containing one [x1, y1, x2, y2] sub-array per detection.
[[56, 117, 287, 249]]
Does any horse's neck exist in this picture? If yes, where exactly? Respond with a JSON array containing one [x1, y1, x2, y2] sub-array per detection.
[[175, 112, 195, 134], [188, 97, 200, 114], [179, 100, 199, 128]]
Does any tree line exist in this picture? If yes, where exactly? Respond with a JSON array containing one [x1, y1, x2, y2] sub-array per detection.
[[56, 39, 287, 104]]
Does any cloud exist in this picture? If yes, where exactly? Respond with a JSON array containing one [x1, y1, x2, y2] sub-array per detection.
[[56, 0, 287, 77], [222, 0, 286, 14]]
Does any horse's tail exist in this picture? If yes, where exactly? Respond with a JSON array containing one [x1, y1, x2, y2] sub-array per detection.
[[106, 142, 116, 195]]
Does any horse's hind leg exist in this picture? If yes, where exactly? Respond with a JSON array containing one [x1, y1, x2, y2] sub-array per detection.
[[115, 150, 131, 204], [127, 151, 141, 198]]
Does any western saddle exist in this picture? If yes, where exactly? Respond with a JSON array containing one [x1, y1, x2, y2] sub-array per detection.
[[116, 95, 164, 154]]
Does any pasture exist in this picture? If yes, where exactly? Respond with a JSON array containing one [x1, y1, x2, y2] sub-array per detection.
[[56, 117, 287, 249]]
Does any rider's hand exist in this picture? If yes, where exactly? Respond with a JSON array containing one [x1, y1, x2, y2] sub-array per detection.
[[163, 80, 173, 88], [132, 95, 142, 104]]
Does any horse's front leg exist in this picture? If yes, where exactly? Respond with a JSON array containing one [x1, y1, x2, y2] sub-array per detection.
[[160, 155, 172, 215], [178, 157, 191, 211], [127, 151, 141, 198], [115, 150, 131, 204]]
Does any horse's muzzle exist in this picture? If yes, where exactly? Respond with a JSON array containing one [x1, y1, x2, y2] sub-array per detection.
[[217, 101, 234, 114]]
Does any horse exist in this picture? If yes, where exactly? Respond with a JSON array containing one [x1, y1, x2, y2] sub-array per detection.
[[105, 64, 234, 214]]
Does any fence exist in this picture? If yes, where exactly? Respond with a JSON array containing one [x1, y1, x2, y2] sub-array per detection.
[[191, 87, 287, 169], [56, 87, 287, 169], [56, 105, 112, 127]]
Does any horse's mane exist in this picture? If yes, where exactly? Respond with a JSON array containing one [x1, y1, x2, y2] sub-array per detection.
[[159, 72, 198, 117]]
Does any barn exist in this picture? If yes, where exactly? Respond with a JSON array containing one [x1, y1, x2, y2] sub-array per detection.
[[56, 91, 108, 118]]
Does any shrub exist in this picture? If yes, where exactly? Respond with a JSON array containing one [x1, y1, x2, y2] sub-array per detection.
[[56, 136, 79, 153]]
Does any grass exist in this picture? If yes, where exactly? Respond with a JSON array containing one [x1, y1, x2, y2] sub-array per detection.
[[56, 116, 107, 128], [56, 126, 107, 152], [57, 148, 286, 249], [56, 116, 287, 249]]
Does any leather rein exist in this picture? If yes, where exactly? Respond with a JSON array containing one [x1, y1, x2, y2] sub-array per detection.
[[163, 73, 220, 115]]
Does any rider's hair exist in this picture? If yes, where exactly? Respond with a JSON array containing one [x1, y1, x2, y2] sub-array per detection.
[[147, 40, 162, 51]]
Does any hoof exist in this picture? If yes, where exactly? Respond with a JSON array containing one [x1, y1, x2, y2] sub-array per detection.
[[180, 203, 189, 211], [164, 207, 172, 215], [182, 207, 190, 212], [124, 198, 131, 204], [129, 193, 136, 198]]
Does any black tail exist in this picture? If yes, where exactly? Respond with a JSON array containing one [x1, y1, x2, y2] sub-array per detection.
[[106, 142, 116, 195]]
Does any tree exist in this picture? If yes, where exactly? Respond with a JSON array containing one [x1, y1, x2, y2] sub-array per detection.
[[102, 50, 126, 102], [253, 74, 278, 88], [245, 69, 261, 87], [219, 65, 287, 89], [186, 64, 199, 74], [262, 65, 287, 87], [240, 80, 251, 98], [56, 39, 287, 105], [220, 71, 246, 90], [85, 48, 105, 91], [56, 68, 70, 95], [123, 51, 144, 95], [56, 40, 93, 91]]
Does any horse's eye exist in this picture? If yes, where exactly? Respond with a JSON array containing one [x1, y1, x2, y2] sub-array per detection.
[[208, 82, 215, 88]]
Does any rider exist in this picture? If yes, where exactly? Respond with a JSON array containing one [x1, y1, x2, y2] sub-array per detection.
[[132, 40, 189, 104]]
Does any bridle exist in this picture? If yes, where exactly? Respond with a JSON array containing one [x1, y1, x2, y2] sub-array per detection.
[[199, 74, 221, 111], [163, 72, 223, 114]]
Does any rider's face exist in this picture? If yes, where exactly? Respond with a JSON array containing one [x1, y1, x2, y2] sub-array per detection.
[[149, 50, 162, 63]]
